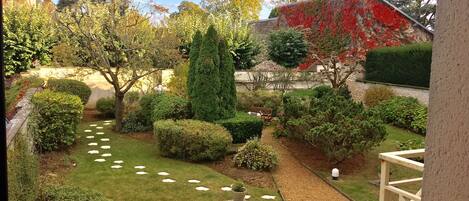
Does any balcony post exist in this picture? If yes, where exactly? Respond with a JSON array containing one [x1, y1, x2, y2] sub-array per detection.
[[379, 160, 391, 201]]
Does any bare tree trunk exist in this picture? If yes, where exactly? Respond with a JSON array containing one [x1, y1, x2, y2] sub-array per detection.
[[114, 92, 125, 132]]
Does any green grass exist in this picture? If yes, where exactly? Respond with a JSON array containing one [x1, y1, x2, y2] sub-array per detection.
[[61, 121, 279, 201], [316, 125, 424, 201]]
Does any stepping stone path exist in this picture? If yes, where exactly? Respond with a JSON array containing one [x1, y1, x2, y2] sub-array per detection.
[[96, 127, 104, 129], [88, 142, 98, 146], [157, 172, 170, 176], [100, 138, 110, 142], [195, 187, 210, 191], [188, 179, 200, 183], [162, 179, 176, 183], [101, 145, 111, 149], [84, 130, 92, 133], [101, 153, 112, 157], [90, 124, 97, 127], [136, 171, 148, 175], [94, 158, 106, 162], [88, 150, 100, 154], [221, 187, 232, 191], [111, 165, 122, 169], [113, 160, 124, 164], [96, 132, 105, 135], [134, 166, 145, 169], [86, 136, 95, 139]]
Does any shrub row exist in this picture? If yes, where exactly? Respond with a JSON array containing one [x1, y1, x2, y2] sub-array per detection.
[[153, 120, 232, 161], [30, 90, 84, 152], [215, 112, 264, 143], [364, 43, 432, 88], [372, 96, 428, 135], [47, 79, 91, 105], [237, 90, 282, 117], [234, 139, 278, 171]]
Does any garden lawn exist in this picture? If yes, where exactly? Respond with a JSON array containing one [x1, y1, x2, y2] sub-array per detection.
[[62, 121, 279, 201], [316, 125, 424, 201]]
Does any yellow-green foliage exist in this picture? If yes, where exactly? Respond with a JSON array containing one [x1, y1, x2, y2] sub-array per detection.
[[364, 86, 395, 107], [8, 135, 39, 201], [168, 62, 190, 98]]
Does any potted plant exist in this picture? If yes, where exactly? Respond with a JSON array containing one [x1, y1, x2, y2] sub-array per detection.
[[231, 182, 246, 201]]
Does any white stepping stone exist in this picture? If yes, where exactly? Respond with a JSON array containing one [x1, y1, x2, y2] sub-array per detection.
[[86, 136, 95, 139], [245, 195, 251, 200], [100, 145, 111, 149], [104, 123, 111, 125], [100, 138, 110, 142], [136, 171, 148, 175], [84, 130, 92, 133], [101, 153, 112, 157], [261, 195, 276, 200], [134, 166, 145, 169], [111, 165, 122, 169], [104, 120, 112, 123], [96, 132, 105, 135], [90, 124, 97, 127], [94, 158, 106, 162], [88, 150, 99, 154], [221, 187, 232, 191], [113, 160, 124, 164], [188, 179, 200, 183], [157, 172, 169, 176], [162, 179, 176, 183], [195, 186, 210, 191], [88, 142, 98, 146], [96, 127, 104, 129]]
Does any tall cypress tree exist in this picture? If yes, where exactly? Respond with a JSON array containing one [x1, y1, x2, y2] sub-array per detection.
[[187, 31, 203, 99], [218, 38, 237, 119], [192, 25, 221, 121]]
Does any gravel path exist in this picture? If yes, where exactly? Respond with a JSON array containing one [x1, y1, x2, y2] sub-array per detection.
[[261, 127, 349, 201]]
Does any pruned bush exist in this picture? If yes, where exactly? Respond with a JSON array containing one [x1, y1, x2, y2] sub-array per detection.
[[39, 185, 109, 201], [139, 93, 160, 123], [234, 139, 278, 171], [122, 110, 152, 133], [154, 120, 232, 161], [47, 79, 91, 105], [30, 90, 83, 152], [8, 135, 38, 201], [96, 97, 115, 117], [215, 112, 264, 143], [151, 94, 191, 121], [304, 94, 387, 162], [268, 28, 308, 68], [365, 43, 432, 88], [237, 90, 282, 117], [364, 86, 395, 107], [372, 96, 427, 135]]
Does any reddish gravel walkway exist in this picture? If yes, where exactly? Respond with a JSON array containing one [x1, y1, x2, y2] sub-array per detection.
[[261, 127, 349, 201]]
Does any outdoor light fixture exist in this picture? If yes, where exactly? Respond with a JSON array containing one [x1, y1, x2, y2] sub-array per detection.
[[332, 168, 340, 180]]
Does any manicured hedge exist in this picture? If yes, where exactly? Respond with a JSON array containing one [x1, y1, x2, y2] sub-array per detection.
[[154, 120, 232, 161], [30, 90, 83, 152], [47, 79, 91, 105], [215, 112, 264, 143], [39, 185, 109, 201], [364, 43, 432, 88]]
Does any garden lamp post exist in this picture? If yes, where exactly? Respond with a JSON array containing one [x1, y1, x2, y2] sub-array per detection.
[[1, 3, 9, 199]]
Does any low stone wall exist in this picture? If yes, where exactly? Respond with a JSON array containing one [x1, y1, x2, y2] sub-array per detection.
[[347, 79, 429, 105]]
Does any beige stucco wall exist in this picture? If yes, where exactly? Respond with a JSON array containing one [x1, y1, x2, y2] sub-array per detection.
[[422, 1, 469, 200]]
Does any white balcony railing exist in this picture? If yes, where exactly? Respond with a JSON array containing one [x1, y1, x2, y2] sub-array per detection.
[[379, 149, 425, 201]]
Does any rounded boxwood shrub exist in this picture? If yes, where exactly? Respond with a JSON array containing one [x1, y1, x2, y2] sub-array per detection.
[[364, 86, 395, 107], [39, 185, 109, 201], [154, 120, 232, 161], [30, 90, 83, 152], [96, 97, 115, 117], [151, 94, 191, 121], [215, 112, 263, 143], [234, 139, 278, 171], [47, 78, 91, 105]]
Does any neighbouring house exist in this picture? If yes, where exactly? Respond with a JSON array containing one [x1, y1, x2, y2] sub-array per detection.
[[251, 0, 434, 70]]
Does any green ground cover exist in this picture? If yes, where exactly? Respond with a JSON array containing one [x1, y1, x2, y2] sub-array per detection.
[[60, 121, 279, 201]]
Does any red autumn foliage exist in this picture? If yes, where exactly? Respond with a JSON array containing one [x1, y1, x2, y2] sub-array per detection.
[[278, 0, 421, 70]]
